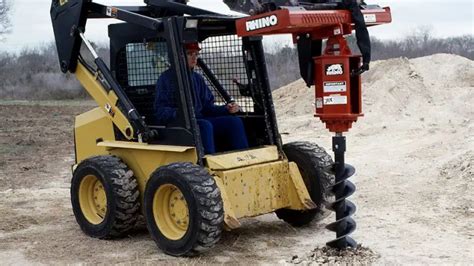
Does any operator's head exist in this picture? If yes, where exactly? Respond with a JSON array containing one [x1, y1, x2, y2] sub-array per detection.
[[185, 42, 201, 69]]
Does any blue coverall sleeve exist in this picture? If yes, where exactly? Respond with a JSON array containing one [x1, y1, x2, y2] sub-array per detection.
[[154, 71, 177, 124], [198, 74, 229, 117]]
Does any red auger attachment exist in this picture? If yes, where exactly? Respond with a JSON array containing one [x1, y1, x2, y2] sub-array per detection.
[[314, 34, 363, 133], [235, 3, 391, 250]]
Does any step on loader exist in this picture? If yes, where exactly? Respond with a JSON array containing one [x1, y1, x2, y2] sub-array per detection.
[[50, 0, 391, 256]]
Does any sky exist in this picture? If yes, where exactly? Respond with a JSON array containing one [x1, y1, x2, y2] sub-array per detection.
[[1, 0, 473, 52]]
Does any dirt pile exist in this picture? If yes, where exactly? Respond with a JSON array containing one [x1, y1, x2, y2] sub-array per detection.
[[438, 150, 474, 218], [289, 245, 379, 265], [439, 150, 474, 181], [273, 53, 474, 264], [274, 54, 474, 119]]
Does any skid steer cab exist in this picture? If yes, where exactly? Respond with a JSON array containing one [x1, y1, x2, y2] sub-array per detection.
[[51, 0, 390, 256]]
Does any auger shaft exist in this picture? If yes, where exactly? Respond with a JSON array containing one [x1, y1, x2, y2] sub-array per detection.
[[333, 134, 348, 237], [326, 133, 357, 249]]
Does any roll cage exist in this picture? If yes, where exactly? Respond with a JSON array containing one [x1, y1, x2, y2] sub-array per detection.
[[51, 0, 282, 164]]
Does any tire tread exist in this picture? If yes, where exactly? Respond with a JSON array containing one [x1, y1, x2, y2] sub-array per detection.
[[73, 156, 140, 238], [275, 141, 335, 226], [146, 162, 224, 256]]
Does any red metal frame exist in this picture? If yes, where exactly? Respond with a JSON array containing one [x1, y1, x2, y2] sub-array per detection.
[[236, 6, 391, 133], [236, 7, 392, 40]]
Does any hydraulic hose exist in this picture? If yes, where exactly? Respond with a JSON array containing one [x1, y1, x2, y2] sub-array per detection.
[[342, 0, 371, 73]]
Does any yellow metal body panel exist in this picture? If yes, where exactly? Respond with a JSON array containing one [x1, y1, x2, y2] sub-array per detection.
[[212, 160, 315, 222], [75, 108, 116, 162], [214, 161, 290, 220], [205, 146, 279, 170], [106, 146, 197, 198], [213, 176, 242, 229], [97, 141, 194, 153], [288, 162, 317, 210], [75, 61, 134, 140]]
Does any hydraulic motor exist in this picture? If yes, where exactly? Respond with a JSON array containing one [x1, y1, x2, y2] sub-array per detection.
[[314, 35, 363, 132]]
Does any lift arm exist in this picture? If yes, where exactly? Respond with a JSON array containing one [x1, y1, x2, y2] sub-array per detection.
[[50, 0, 164, 142]]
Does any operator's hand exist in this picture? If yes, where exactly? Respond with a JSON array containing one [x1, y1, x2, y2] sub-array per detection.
[[226, 102, 240, 114]]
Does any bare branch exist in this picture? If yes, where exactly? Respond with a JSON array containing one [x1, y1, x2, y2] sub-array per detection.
[[0, 0, 12, 36]]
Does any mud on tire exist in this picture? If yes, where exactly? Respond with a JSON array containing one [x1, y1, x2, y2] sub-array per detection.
[[276, 141, 335, 227], [71, 155, 140, 239], [144, 162, 224, 256]]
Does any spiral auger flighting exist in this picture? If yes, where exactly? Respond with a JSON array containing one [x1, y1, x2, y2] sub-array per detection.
[[326, 134, 357, 249]]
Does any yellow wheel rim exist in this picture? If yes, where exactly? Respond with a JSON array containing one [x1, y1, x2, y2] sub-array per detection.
[[78, 175, 107, 225], [153, 184, 189, 240]]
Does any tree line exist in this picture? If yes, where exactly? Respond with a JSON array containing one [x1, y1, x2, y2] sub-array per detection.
[[0, 44, 109, 100], [0, 32, 472, 100]]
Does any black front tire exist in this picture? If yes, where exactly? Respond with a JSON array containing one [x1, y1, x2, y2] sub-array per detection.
[[276, 141, 334, 227], [144, 162, 224, 256], [71, 156, 140, 239]]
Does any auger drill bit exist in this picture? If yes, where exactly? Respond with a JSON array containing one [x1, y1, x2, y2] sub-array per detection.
[[326, 134, 357, 249]]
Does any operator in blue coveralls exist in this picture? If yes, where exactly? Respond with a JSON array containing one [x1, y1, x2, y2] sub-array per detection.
[[154, 42, 249, 154]]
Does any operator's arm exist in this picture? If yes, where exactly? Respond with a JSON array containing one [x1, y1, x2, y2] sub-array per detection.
[[154, 70, 178, 125]]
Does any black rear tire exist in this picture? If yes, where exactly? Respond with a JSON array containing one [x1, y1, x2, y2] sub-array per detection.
[[276, 141, 334, 227], [144, 162, 224, 256], [71, 156, 140, 239]]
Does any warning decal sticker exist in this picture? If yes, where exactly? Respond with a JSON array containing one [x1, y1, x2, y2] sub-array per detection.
[[316, 98, 323, 109], [364, 14, 377, 23], [323, 95, 347, 105], [324, 81, 347, 93]]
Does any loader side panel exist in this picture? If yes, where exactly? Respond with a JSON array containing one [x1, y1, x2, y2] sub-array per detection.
[[106, 147, 198, 203], [74, 108, 116, 163], [203, 146, 314, 227], [204, 146, 279, 170], [210, 161, 314, 229], [213, 161, 291, 218]]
